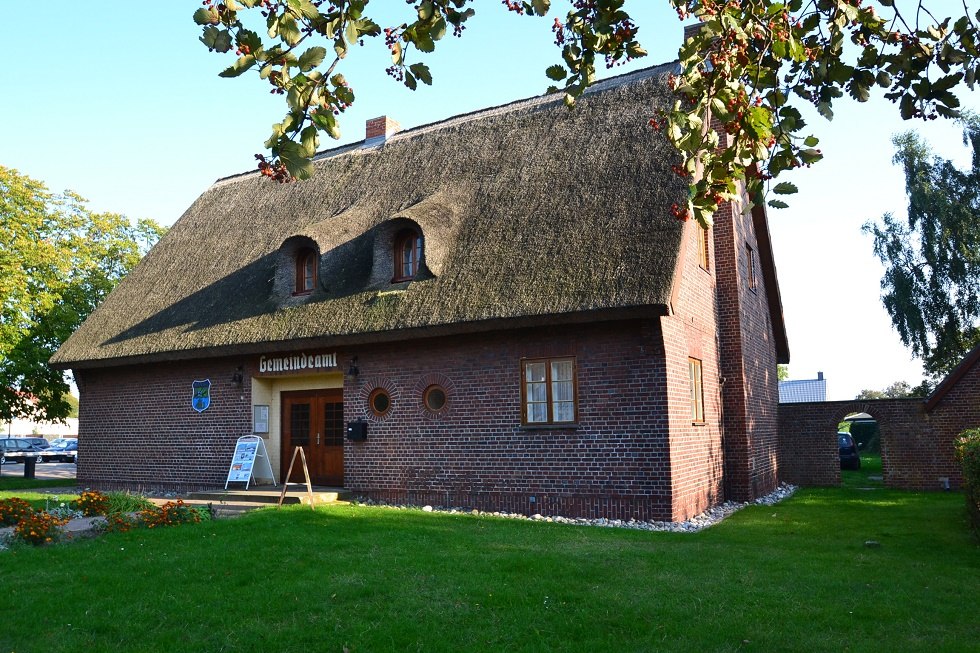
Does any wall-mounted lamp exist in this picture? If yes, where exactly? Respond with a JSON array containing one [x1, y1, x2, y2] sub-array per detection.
[[231, 366, 244, 388], [346, 357, 360, 378]]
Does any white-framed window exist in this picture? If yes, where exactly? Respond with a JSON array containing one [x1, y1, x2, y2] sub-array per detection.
[[522, 357, 577, 425], [689, 357, 705, 423]]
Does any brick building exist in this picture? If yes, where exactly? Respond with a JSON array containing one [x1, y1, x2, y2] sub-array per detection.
[[51, 62, 789, 521]]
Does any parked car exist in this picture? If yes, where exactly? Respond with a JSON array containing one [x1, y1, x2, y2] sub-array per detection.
[[20, 437, 50, 450], [0, 438, 46, 464], [838, 432, 861, 470], [40, 439, 77, 463]]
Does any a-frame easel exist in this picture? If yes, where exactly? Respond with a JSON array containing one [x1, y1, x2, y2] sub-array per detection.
[[277, 446, 316, 511]]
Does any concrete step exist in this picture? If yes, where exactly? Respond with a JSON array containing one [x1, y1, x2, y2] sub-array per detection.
[[183, 485, 352, 508]]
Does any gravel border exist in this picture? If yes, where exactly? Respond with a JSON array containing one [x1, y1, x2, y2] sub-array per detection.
[[354, 483, 798, 533]]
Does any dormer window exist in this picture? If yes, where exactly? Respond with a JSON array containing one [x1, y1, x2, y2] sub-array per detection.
[[393, 228, 422, 282], [295, 248, 317, 295]]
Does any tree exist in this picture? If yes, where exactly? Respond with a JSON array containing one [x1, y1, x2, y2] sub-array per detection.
[[854, 380, 929, 400], [195, 1, 980, 225], [0, 166, 166, 423], [777, 364, 789, 381], [864, 116, 980, 381]]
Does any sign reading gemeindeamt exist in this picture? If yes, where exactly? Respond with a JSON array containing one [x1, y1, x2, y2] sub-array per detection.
[[258, 352, 337, 374]]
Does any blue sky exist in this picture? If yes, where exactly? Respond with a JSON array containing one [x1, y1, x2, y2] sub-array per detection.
[[2, 2, 977, 399]]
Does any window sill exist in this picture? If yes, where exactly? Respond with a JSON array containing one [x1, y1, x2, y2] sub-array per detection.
[[520, 423, 580, 431], [692, 421, 706, 426], [291, 290, 313, 297]]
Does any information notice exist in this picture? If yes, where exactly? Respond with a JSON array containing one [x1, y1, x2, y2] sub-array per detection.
[[225, 435, 276, 489]]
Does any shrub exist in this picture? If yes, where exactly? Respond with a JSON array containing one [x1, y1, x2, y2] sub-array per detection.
[[95, 513, 139, 534], [0, 498, 33, 526], [104, 491, 155, 514], [954, 428, 980, 531], [140, 499, 202, 528], [74, 490, 111, 517], [13, 511, 68, 546]]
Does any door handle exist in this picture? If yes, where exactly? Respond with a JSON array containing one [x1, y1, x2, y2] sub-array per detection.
[[316, 432, 320, 445]]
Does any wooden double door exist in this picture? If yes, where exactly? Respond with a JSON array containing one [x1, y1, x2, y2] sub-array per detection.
[[281, 389, 345, 487]]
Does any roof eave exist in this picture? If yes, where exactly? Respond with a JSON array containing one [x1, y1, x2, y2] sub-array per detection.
[[924, 342, 980, 411], [751, 202, 790, 364], [50, 304, 670, 371]]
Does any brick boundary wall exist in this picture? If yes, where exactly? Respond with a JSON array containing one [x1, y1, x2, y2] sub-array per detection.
[[778, 398, 965, 491]]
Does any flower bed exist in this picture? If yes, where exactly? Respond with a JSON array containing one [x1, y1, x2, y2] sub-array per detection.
[[0, 490, 213, 549]]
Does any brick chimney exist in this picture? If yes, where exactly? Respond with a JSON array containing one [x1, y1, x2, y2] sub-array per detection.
[[364, 116, 401, 147], [683, 22, 704, 43]]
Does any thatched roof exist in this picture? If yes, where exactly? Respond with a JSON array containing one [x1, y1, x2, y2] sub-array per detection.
[[52, 63, 693, 369]]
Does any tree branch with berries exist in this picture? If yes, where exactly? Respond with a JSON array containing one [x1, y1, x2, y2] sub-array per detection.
[[196, 0, 980, 228]]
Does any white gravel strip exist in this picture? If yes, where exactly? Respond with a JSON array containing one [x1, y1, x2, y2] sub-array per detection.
[[355, 483, 798, 533]]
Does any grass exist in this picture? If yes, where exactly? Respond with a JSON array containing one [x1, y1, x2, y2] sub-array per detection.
[[0, 486, 977, 653], [841, 454, 885, 490], [0, 476, 77, 492]]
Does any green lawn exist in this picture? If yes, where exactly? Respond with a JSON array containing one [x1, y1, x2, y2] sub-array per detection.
[[1, 485, 977, 653], [841, 455, 885, 490]]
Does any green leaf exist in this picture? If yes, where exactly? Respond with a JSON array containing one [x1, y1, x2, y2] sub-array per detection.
[[418, 0, 434, 21], [409, 63, 432, 85], [414, 29, 435, 53], [311, 110, 341, 139], [345, 17, 359, 45], [278, 141, 314, 180], [799, 148, 822, 164], [744, 106, 772, 140], [531, 0, 551, 14], [772, 182, 798, 195], [200, 27, 233, 53], [430, 16, 447, 41], [297, 0, 321, 20], [767, 199, 789, 209], [391, 41, 403, 65], [219, 54, 256, 78], [300, 125, 319, 157], [193, 8, 219, 25], [899, 94, 916, 120], [545, 65, 567, 81], [627, 43, 647, 58], [848, 81, 871, 102], [298, 46, 327, 72], [803, 135, 819, 147], [279, 14, 303, 46], [237, 29, 263, 53], [404, 71, 418, 91]]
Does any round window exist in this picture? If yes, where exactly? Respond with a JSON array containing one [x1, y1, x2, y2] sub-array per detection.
[[369, 388, 391, 416], [423, 385, 447, 412]]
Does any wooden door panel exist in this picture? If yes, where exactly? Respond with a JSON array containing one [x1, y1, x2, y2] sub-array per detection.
[[281, 389, 344, 487], [320, 398, 345, 486]]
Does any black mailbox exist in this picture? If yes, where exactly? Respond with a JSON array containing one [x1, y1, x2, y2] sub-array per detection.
[[346, 421, 368, 442]]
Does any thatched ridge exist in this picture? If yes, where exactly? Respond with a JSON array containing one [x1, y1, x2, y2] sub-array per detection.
[[52, 62, 690, 369]]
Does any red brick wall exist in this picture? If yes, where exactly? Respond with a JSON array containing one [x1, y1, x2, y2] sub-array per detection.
[[661, 220, 724, 521], [75, 358, 253, 493], [74, 320, 691, 520], [713, 198, 781, 501], [926, 358, 980, 489], [777, 398, 964, 491], [344, 320, 676, 520]]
